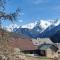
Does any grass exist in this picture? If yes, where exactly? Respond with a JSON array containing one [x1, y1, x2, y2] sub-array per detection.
[[25, 55, 53, 60], [36, 56, 52, 60]]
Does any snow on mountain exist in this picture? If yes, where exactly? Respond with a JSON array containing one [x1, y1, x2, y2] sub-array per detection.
[[21, 19, 59, 32], [21, 20, 52, 32], [5, 19, 60, 38], [54, 19, 60, 26], [22, 21, 37, 29], [12, 19, 60, 38], [5, 24, 20, 32], [39, 20, 51, 29], [21, 19, 60, 30]]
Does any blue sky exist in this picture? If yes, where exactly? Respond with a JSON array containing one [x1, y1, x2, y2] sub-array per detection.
[[2, 0, 60, 26]]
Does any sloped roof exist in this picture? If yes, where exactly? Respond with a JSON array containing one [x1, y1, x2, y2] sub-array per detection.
[[32, 38, 53, 46], [38, 44, 58, 52], [9, 37, 37, 51], [0, 29, 37, 51]]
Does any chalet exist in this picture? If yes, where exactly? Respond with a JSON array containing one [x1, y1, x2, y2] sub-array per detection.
[[38, 43, 58, 58], [9, 37, 37, 56], [8, 37, 59, 59], [32, 38, 59, 58]]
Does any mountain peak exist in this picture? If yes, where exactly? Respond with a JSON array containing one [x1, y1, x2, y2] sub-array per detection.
[[7, 19, 60, 38], [22, 21, 37, 29], [5, 19, 60, 33]]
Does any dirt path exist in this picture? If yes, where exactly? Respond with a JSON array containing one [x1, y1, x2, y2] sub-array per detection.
[[15, 54, 52, 60], [26, 56, 39, 60], [25, 56, 53, 60]]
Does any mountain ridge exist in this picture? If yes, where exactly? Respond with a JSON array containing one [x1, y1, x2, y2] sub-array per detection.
[[6, 19, 60, 38]]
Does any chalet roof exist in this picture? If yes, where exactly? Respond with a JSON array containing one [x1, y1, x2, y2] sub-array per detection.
[[32, 38, 53, 46], [9, 38, 37, 51], [38, 43, 58, 52]]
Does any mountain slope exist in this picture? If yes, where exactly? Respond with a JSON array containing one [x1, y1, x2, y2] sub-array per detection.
[[12, 19, 60, 38], [50, 30, 60, 43]]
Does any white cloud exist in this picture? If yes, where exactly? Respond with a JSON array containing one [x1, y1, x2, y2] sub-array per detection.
[[19, 20, 23, 22]]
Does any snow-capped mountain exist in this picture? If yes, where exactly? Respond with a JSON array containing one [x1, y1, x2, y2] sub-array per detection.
[[22, 20, 51, 30], [7, 19, 60, 38], [5, 24, 20, 32], [22, 21, 37, 29], [21, 19, 60, 32]]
